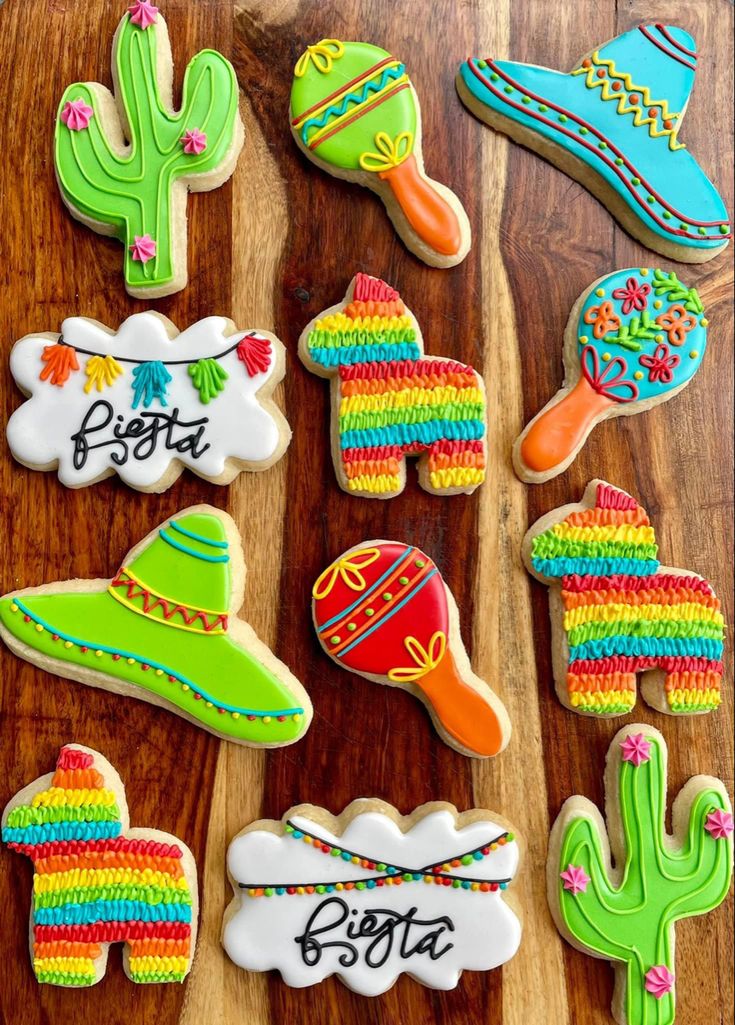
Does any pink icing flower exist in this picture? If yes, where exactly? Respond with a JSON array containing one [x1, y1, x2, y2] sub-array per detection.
[[612, 276, 651, 315], [638, 342, 680, 384], [704, 809, 734, 840], [620, 733, 652, 767], [181, 128, 208, 155], [645, 965, 675, 999], [129, 235, 157, 264], [61, 99, 94, 131], [128, 0, 159, 29], [560, 864, 590, 896]]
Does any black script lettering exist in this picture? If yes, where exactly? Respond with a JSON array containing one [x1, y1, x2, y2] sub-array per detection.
[[71, 401, 210, 470], [294, 897, 358, 968]]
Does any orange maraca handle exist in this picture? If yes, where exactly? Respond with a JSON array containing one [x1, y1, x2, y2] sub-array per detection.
[[520, 375, 614, 474], [415, 649, 504, 756], [379, 154, 461, 256]]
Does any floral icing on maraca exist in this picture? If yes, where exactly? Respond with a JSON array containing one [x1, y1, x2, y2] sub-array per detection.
[[290, 41, 470, 268], [515, 268, 708, 482], [311, 541, 510, 758]]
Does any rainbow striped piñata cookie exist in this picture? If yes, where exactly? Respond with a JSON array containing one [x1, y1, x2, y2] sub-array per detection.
[[298, 273, 487, 498], [1, 744, 198, 986], [524, 480, 724, 716]]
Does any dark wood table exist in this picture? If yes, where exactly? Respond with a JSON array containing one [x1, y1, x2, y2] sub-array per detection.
[[0, 1, 731, 1023]]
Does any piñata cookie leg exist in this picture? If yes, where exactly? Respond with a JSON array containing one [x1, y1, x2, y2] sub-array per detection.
[[290, 40, 471, 267], [524, 480, 725, 718], [1, 744, 199, 987]]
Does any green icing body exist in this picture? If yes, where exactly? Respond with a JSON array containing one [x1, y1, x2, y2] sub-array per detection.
[[54, 13, 240, 294], [290, 41, 416, 171], [556, 732, 732, 1025]]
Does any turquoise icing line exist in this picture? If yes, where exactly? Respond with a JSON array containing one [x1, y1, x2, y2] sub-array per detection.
[[531, 557, 661, 578], [2, 821, 123, 846], [318, 548, 415, 632], [339, 570, 439, 657], [310, 342, 422, 367], [159, 528, 230, 563], [300, 63, 406, 144], [11, 599, 304, 718], [568, 635, 724, 662], [169, 520, 229, 549], [340, 419, 485, 450], [33, 900, 193, 926]]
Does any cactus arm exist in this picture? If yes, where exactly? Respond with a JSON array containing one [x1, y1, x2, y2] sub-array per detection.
[[54, 12, 241, 295]]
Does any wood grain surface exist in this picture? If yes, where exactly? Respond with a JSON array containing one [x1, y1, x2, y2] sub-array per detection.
[[0, 1, 732, 1023]]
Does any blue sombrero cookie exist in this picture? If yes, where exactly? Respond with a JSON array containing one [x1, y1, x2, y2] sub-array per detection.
[[457, 25, 730, 263]]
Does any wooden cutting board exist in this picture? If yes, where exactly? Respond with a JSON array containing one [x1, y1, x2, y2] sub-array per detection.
[[0, 0, 731, 1023]]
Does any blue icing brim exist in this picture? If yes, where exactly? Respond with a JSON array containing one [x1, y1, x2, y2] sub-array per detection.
[[458, 35, 729, 250]]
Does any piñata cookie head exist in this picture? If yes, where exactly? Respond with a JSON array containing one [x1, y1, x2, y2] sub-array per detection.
[[514, 268, 709, 482], [1, 744, 198, 987], [312, 541, 510, 757], [290, 42, 470, 267], [457, 26, 730, 262], [524, 481, 725, 717], [0, 507, 312, 746], [298, 273, 487, 498]]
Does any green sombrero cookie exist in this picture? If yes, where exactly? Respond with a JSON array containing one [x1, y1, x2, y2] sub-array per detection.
[[0, 506, 311, 747]]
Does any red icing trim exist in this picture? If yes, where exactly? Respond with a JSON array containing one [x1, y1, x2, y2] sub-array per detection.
[[310, 82, 410, 151], [638, 25, 696, 71], [34, 921, 191, 944], [654, 24, 697, 58], [596, 483, 639, 511], [353, 273, 400, 303], [8, 837, 183, 862], [561, 573, 715, 594], [291, 56, 397, 125], [56, 747, 94, 771], [339, 359, 474, 380], [111, 570, 228, 632], [569, 655, 723, 676], [468, 60, 730, 238]]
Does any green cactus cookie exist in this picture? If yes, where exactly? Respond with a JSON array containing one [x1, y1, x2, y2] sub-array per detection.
[[548, 725, 733, 1025], [54, 2, 244, 298]]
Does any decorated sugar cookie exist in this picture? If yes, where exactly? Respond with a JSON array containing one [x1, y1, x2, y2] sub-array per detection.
[[312, 541, 510, 757], [523, 480, 725, 716], [55, 3, 244, 297], [2, 744, 199, 986], [290, 41, 471, 267], [457, 26, 730, 262], [7, 313, 290, 492], [514, 268, 708, 482], [299, 274, 487, 498], [548, 725, 733, 1025], [223, 799, 521, 994], [0, 507, 311, 746]]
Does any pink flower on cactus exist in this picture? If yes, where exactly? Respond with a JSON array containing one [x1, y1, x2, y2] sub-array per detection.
[[612, 276, 651, 315], [620, 733, 652, 767], [129, 235, 157, 264], [61, 99, 94, 131], [644, 964, 675, 999], [704, 809, 734, 840], [128, 0, 159, 29], [560, 864, 590, 896], [181, 128, 208, 155]]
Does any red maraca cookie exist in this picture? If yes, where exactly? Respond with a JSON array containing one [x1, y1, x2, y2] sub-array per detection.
[[312, 541, 511, 757]]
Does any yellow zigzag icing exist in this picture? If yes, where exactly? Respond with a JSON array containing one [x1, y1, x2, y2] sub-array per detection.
[[572, 53, 686, 151]]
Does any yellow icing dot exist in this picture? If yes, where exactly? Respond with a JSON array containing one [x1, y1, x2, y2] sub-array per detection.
[[351, 856, 360, 864], [95, 650, 103, 657], [205, 701, 213, 708], [634, 371, 644, 380], [689, 350, 699, 359], [292, 713, 301, 722], [655, 334, 664, 342], [10, 603, 18, 613], [471, 882, 480, 891], [155, 668, 163, 676], [304, 836, 312, 845], [297, 886, 305, 895], [35, 624, 43, 632], [64, 641, 73, 649], [335, 883, 344, 891], [602, 352, 612, 362], [701, 318, 709, 327], [127, 657, 135, 664], [181, 684, 190, 692], [231, 712, 240, 720], [595, 288, 605, 297], [263, 715, 272, 724], [579, 335, 589, 345], [640, 268, 650, 276], [653, 299, 663, 309]]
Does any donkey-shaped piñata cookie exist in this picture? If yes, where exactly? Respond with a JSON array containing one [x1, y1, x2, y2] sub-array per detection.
[[2, 745, 198, 986], [524, 480, 724, 717], [299, 273, 487, 498]]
